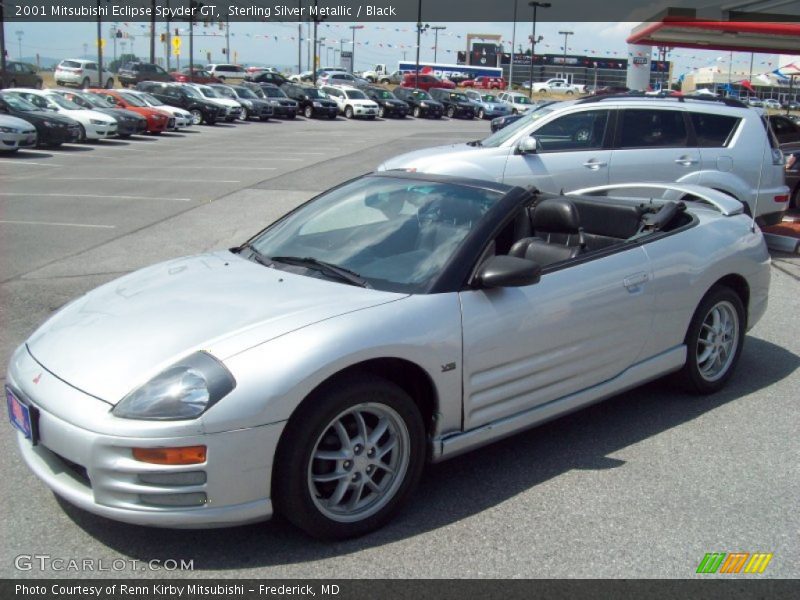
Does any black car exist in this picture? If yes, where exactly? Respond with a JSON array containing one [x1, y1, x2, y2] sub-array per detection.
[[768, 114, 800, 145], [118, 62, 172, 88], [363, 86, 409, 118], [783, 144, 800, 209], [429, 88, 476, 119], [392, 87, 444, 119], [781, 99, 800, 111], [210, 84, 273, 121], [51, 89, 148, 136], [1, 61, 43, 89], [243, 83, 298, 119], [135, 81, 221, 125], [281, 83, 338, 119], [245, 71, 289, 87], [0, 92, 82, 146], [490, 113, 525, 132]]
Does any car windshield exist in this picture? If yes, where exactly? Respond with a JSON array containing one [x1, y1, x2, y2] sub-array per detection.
[[449, 92, 469, 102], [374, 90, 394, 99], [2, 93, 38, 111], [234, 87, 258, 99], [183, 69, 212, 77], [345, 90, 367, 99], [47, 94, 83, 110], [304, 88, 325, 99], [214, 87, 237, 99], [138, 92, 165, 106], [411, 90, 431, 100], [480, 106, 556, 147], [249, 176, 501, 293], [198, 87, 222, 99], [118, 92, 147, 107], [182, 86, 203, 99], [68, 92, 110, 108], [262, 87, 285, 98], [481, 94, 498, 102]]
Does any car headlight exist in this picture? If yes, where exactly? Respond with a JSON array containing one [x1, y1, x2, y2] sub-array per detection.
[[112, 352, 236, 420], [41, 120, 63, 128], [312, 101, 322, 107], [420, 101, 429, 107], [269, 100, 281, 106], [0, 126, 20, 133], [242, 100, 253, 108]]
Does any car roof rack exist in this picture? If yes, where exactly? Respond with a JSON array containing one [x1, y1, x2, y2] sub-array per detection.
[[576, 93, 747, 108]]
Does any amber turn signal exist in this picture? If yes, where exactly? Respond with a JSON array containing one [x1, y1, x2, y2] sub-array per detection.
[[132, 446, 207, 465]]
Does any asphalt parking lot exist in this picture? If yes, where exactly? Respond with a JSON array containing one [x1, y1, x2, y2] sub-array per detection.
[[0, 115, 798, 579]]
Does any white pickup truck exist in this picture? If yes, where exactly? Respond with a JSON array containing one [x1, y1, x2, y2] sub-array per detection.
[[531, 78, 583, 94]]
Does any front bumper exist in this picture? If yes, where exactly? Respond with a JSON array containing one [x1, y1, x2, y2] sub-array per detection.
[[272, 103, 297, 117], [7, 347, 283, 528], [311, 105, 338, 117], [39, 124, 82, 145], [352, 105, 378, 117], [1, 130, 37, 150], [85, 122, 118, 140]]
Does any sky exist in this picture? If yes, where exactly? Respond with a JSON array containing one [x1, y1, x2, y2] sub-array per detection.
[[11, 20, 785, 81]]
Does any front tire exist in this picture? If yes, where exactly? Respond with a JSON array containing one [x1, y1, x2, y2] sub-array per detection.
[[674, 286, 745, 394], [240, 107, 249, 121], [105, 78, 114, 89], [273, 374, 425, 540], [446, 106, 455, 118], [378, 106, 385, 118], [304, 105, 314, 118], [412, 106, 421, 118], [477, 108, 485, 119], [190, 109, 203, 125], [344, 105, 354, 119]]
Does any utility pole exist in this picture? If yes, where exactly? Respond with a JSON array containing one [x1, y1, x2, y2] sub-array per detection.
[[14, 29, 21, 60], [165, 0, 171, 72], [558, 29, 573, 80], [0, 1, 7, 88], [149, 0, 156, 63], [225, 15, 230, 61], [96, 0, 103, 86], [527, 2, 550, 97], [349, 25, 363, 73], [312, 0, 318, 77], [415, 0, 429, 84], [509, 0, 518, 88], [431, 26, 446, 63], [297, 0, 302, 74]]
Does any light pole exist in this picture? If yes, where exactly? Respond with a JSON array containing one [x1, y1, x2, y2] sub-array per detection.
[[96, 0, 103, 86], [528, 2, 550, 97], [14, 29, 22, 60], [349, 25, 364, 73], [431, 25, 446, 63], [509, 0, 518, 88], [415, 0, 429, 85], [297, 0, 303, 75], [558, 30, 573, 83], [149, 0, 156, 63]]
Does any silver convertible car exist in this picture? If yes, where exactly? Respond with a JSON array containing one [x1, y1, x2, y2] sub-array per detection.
[[6, 173, 769, 539]]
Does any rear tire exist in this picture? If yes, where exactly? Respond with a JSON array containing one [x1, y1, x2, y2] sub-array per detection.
[[673, 286, 745, 394], [273, 374, 425, 540], [105, 78, 114, 89], [190, 109, 203, 125]]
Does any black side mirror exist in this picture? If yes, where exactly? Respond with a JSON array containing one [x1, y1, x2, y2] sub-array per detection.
[[473, 255, 541, 289]]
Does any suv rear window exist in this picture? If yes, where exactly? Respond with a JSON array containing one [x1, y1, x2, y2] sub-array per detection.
[[619, 109, 688, 148], [690, 113, 739, 147], [60, 60, 82, 68]]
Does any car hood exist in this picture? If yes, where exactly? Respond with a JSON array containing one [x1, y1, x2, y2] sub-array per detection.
[[0, 115, 36, 130], [10, 109, 77, 126], [26, 251, 405, 403], [379, 142, 493, 172]]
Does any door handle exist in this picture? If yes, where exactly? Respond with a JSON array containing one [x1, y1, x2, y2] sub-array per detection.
[[582, 160, 608, 170], [623, 272, 649, 290], [674, 156, 699, 166]]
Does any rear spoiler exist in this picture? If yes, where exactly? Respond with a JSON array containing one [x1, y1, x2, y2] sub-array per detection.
[[566, 183, 745, 216]]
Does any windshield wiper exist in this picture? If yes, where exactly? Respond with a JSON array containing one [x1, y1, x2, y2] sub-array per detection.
[[466, 139, 483, 147], [270, 256, 371, 288]]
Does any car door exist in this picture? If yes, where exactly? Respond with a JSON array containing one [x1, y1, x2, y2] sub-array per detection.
[[502, 108, 613, 193], [459, 244, 654, 429], [608, 108, 701, 185]]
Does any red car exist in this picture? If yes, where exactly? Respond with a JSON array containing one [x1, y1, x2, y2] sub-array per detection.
[[462, 76, 507, 90], [169, 68, 221, 84], [401, 73, 455, 91], [88, 89, 173, 133]]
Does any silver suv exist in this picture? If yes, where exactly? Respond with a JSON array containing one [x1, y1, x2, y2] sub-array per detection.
[[379, 96, 789, 225]]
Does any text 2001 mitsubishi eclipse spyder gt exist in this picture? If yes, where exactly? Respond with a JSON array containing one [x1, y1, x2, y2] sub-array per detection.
[[6, 173, 769, 539]]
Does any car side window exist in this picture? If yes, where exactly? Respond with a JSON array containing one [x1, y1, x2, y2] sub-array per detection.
[[619, 109, 688, 149], [86, 63, 98, 71], [534, 110, 610, 152], [690, 113, 739, 147]]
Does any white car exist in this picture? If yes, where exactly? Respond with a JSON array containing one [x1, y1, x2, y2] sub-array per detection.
[[320, 85, 379, 119], [763, 99, 781, 110], [316, 71, 369, 89], [206, 64, 247, 83], [497, 91, 538, 114], [125, 90, 193, 130], [185, 84, 242, 121], [6, 89, 117, 141], [532, 78, 582, 95], [0, 114, 37, 152], [54, 59, 114, 89]]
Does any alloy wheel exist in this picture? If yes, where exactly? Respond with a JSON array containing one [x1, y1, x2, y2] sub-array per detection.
[[696, 300, 739, 383]]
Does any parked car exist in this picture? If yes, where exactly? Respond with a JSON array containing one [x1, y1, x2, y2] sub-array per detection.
[[54, 59, 114, 89], [186, 84, 243, 121], [117, 62, 172, 87], [209, 84, 273, 121], [169, 68, 221, 84], [317, 71, 369, 89], [320, 85, 379, 119], [591, 85, 631, 96], [0, 114, 37, 151], [0, 91, 82, 146], [123, 90, 194, 130], [428, 88, 476, 119], [462, 76, 507, 90], [379, 95, 789, 226], [135, 81, 222, 125], [6, 89, 118, 141], [5, 170, 769, 538], [377, 70, 403, 85], [763, 99, 781, 110], [363, 86, 409, 118], [392, 87, 444, 119], [288, 71, 315, 83], [782, 99, 799, 111], [281, 83, 339, 119], [497, 91, 537, 114], [784, 145, 800, 208], [464, 90, 512, 119], [245, 71, 289, 87], [242, 83, 298, 119], [768, 114, 800, 145], [1, 61, 43, 89], [743, 96, 763, 108], [401, 72, 455, 91], [50, 90, 148, 137], [532, 78, 581, 95], [87, 89, 173, 134], [206, 64, 247, 83]]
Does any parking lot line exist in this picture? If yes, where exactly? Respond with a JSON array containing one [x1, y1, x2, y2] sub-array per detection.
[[0, 220, 116, 229], [0, 193, 193, 202], [45, 177, 242, 183], [0, 160, 64, 167]]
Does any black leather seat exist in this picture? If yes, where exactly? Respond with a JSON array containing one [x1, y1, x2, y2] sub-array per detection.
[[509, 198, 585, 266]]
